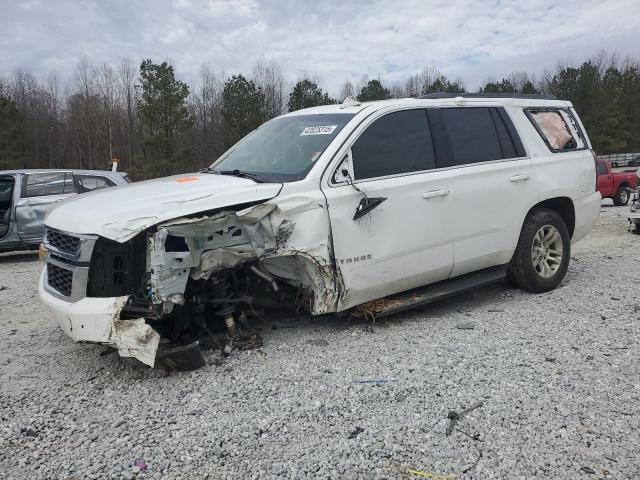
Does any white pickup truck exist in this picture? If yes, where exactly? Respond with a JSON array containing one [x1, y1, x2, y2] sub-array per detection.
[[39, 94, 601, 369]]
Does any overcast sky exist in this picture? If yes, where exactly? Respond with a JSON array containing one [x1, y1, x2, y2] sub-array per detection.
[[1, 0, 639, 94]]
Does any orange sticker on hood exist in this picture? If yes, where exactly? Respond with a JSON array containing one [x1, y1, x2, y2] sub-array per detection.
[[175, 176, 199, 183]]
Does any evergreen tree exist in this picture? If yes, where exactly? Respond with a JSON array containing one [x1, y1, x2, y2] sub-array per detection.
[[479, 79, 517, 94], [137, 59, 191, 177], [287, 79, 335, 112], [221, 74, 265, 148], [357, 80, 391, 101]]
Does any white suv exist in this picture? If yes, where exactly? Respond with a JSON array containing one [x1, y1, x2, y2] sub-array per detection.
[[39, 94, 601, 368]]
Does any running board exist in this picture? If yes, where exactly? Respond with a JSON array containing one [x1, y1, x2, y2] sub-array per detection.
[[370, 265, 508, 318]]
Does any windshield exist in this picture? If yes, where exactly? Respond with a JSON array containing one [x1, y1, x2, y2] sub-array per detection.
[[210, 113, 355, 182]]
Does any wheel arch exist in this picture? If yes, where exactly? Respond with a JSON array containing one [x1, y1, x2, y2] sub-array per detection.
[[526, 197, 575, 238]]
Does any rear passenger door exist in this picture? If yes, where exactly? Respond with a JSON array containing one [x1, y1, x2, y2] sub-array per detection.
[[322, 108, 455, 310], [15, 172, 76, 244], [430, 107, 537, 277]]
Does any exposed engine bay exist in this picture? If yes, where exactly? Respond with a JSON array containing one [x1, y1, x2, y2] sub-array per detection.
[[82, 197, 342, 370]]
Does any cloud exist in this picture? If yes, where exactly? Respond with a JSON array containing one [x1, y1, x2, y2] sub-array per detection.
[[1, 0, 639, 94]]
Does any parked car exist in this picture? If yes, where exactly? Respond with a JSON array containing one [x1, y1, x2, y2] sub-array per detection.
[[596, 160, 638, 205], [0, 169, 129, 253], [39, 94, 601, 369], [627, 156, 640, 167]]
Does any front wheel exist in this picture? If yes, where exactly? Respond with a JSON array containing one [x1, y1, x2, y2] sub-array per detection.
[[613, 186, 630, 206], [508, 208, 571, 293]]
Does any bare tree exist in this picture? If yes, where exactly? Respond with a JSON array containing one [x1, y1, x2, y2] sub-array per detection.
[[119, 57, 137, 174], [339, 80, 354, 101], [252, 59, 286, 119], [191, 63, 224, 166], [72, 57, 98, 169]]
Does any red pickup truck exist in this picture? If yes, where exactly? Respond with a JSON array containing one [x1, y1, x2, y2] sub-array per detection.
[[596, 160, 638, 205]]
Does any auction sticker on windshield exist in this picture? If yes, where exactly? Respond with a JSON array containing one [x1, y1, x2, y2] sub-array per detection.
[[300, 125, 337, 136]]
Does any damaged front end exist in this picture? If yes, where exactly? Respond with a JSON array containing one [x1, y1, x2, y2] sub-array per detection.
[[42, 196, 341, 370]]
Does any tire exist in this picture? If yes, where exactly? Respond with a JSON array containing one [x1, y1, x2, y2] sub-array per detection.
[[508, 208, 571, 293], [613, 186, 630, 206]]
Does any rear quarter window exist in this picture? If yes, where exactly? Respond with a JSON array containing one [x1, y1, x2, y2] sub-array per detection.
[[526, 108, 586, 152], [75, 175, 116, 193]]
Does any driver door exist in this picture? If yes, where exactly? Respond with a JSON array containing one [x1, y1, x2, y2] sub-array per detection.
[[321, 109, 455, 310]]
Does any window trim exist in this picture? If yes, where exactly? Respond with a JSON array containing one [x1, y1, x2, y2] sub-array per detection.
[[328, 106, 530, 187], [344, 156, 531, 185], [524, 107, 588, 153]]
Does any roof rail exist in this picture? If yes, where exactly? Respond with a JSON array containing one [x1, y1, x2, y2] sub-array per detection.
[[418, 92, 558, 100]]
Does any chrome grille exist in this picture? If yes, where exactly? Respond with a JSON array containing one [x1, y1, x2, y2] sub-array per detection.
[[46, 229, 81, 256], [47, 263, 73, 297]]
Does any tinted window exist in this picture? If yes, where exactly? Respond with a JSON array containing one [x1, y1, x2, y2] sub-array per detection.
[[76, 175, 115, 193], [441, 108, 504, 165], [24, 172, 75, 197], [352, 109, 435, 180]]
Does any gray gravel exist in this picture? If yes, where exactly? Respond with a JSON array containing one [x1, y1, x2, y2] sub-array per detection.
[[1, 202, 639, 479]]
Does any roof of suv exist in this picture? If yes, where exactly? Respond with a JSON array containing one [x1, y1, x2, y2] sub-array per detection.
[[284, 94, 573, 117]]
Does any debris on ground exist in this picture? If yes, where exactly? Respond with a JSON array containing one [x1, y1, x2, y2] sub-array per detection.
[[445, 402, 484, 436], [133, 459, 148, 473], [405, 468, 456, 479], [2, 204, 639, 478], [456, 321, 476, 330], [348, 427, 364, 439], [353, 379, 393, 385], [20, 426, 37, 438]]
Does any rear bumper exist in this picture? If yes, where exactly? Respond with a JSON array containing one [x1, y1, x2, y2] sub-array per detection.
[[38, 268, 159, 366], [572, 191, 601, 244]]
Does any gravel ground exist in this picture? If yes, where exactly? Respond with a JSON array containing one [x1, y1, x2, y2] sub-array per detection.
[[1, 202, 639, 480]]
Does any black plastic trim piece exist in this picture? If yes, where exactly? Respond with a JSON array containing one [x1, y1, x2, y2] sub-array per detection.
[[370, 265, 508, 318]]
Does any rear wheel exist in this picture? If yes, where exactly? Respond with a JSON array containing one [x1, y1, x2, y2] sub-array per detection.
[[613, 186, 630, 206], [509, 208, 570, 293]]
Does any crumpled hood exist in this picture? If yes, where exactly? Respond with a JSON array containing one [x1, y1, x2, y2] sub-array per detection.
[[45, 173, 283, 242]]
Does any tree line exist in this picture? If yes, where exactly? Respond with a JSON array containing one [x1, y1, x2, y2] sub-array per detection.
[[1, 52, 639, 178]]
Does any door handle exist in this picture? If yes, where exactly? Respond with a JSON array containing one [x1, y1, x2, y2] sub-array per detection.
[[509, 174, 530, 183], [421, 189, 450, 199]]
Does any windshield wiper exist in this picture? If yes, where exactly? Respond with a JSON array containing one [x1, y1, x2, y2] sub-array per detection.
[[216, 169, 265, 183]]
